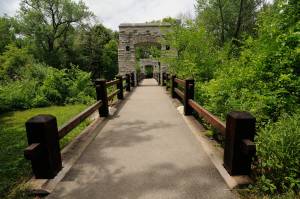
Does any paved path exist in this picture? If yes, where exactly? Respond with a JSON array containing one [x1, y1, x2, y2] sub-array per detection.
[[48, 79, 236, 199]]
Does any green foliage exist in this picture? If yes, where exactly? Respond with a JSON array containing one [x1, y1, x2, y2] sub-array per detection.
[[1, 1, 118, 82], [19, 0, 92, 67], [0, 104, 89, 199], [0, 64, 95, 112], [41, 68, 71, 104], [102, 39, 119, 80], [165, 0, 300, 195], [0, 16, 16, 54], [145, 66, 153, 77], [0, 79, 40, 112], [0, 1, 118, 198], [165, 20, 218, 81], [73, 25, 118, 79], [196, 0, 262, 45], [0, 44, 33, 80], [256, 112, 300, 193], [66, 66, 96, 104], [135, 45, 161, 60]]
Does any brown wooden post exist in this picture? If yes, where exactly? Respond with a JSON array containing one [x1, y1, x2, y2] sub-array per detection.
[[224, 112, 256, 175], [131, 72, 135, 87], [171, 75, 177, 98], [137, 72, 140, 86], [141, 73, 145, 80], [162, 72, 166, 86], [116, 75, 124, 100], [184, 78, 194, 115], [158, 72, 161, 85], [166, 73, 169, 90], [95, 79, 109, 117], [24, 115, 62, 179], [126, 74, 131, 92]]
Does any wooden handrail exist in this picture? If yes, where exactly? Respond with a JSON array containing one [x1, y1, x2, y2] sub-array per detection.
[[58, 100, 103, 139], [24, 72, 140, 179], [106, 79, 119, 87], [174, 88, 184, 100], [174, 78, 185, 85], [123, 84, 129, 90], [107, 89, 120, 101], [188, 99, 226, 136]]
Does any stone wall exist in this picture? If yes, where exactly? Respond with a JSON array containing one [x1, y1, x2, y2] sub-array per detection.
[[118, 23, 173, 76]]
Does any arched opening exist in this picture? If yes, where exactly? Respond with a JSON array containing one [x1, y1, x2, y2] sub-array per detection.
[[134, 42, 162, 60], [145, 65, 154, 78]]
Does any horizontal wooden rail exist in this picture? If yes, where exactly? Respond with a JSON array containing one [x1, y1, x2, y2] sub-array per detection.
[[169, 75, 256, 176], [58, 100, 103, 139], [106, 79, 119, 87], [174, 88, 184, 100], [24, 72, 139, 179], [174, 78, 185, 86], [24, 143, 41, 160], [188, 99, 226, 136], [107, 89, 120, 101]]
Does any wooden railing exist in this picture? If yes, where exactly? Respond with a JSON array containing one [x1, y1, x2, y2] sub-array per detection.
[[136, 72, 145, 85], [162, 74, 256, 176], [153, 72, 161, 84], [23, 72, 142, 179], [58, 101, 103, 139]]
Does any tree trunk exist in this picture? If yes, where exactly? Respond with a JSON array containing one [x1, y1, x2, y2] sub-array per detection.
[[234, 0, 244, 41], [218, 0, 225, 45]]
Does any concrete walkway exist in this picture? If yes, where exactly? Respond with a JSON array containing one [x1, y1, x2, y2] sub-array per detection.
[[48, 79, 236, 199]]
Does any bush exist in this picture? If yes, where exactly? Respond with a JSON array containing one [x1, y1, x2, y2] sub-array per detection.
[[66, 65, 95, 104], [0, 64, 95, 112], [41, 68, 71, 105], [0, 79, 38, 112], [0, 44, 33, 80], [255, 112, 300, 194]]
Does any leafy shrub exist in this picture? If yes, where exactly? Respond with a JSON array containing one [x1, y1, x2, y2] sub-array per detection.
[[256, 112, 300, 193], [165, 0, 300, 195], [0, 64, 95, 112], [0, 80, 38, 112], [0, 44, 33, 80], [41, 68, 71, 105], [66, 65, 95, 104], [32, 94, 50, 107]]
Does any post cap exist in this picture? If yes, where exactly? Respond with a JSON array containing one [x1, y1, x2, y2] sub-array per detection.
[[26, 114, 56, 124], [185, 78, 194, 81], [227, 111, 256, 120]]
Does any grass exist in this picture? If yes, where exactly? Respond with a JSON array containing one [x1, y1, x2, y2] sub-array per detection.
[[238, 189, 300, 199], [0, 104, 91, 199]]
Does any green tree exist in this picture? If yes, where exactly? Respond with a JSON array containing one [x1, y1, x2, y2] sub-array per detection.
[[0, 44, 34, 80], [196, 0, 263, 46], [0, 16, 16, 54], [165, 20, 217, 81], [18, 0, 92, 67], [73, 24, 116, 79], [102, 39, 118, 79]]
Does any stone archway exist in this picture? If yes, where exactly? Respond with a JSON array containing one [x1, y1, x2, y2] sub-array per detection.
[[139, 59, 159, 74], [118, 23, 173, 79]]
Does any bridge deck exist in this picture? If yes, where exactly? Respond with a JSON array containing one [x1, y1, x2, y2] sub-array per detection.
[[48, 79, 236, 199]]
